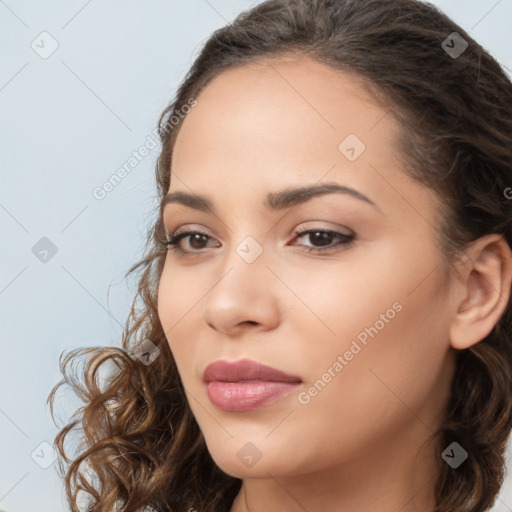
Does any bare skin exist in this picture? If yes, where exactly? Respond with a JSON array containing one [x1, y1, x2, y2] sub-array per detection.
[[157, 55, 512, 512]]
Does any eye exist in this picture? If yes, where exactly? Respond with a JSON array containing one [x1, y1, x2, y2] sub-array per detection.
[[165, 230, 217, 254], [165, 228, 355, 256], [292, 229, 355, 253]]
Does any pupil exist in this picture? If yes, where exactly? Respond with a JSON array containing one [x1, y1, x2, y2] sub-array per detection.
[[190, 234, 206, 249], [311, 232, 331, 246]]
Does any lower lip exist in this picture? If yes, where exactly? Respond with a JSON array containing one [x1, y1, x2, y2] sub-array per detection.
[[206, 381, 301, 412]]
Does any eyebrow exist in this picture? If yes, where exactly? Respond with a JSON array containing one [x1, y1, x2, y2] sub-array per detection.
[[160, 182, 379, 216]]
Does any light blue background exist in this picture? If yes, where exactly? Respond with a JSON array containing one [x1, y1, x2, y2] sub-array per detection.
[[1, 1, 511, 511]]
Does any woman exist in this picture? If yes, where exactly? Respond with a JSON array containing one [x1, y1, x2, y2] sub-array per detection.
[[47, 1, 512, 511]]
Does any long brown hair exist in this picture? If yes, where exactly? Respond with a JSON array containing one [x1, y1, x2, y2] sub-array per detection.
[[47, 1, 512, 511]]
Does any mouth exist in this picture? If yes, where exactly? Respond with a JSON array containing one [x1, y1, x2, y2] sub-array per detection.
[[203, 358, 303, 412]]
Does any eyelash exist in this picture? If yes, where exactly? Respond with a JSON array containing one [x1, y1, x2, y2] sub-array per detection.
[[165, 228, 355, 256]]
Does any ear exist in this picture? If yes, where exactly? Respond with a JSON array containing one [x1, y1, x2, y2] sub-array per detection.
[[450, 234, 512, 351]]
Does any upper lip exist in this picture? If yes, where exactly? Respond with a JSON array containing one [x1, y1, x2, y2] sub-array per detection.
[[203, 358, 302, 383]]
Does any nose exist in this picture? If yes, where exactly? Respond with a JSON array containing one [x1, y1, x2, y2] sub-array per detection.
[[200, 242, 280, 336]]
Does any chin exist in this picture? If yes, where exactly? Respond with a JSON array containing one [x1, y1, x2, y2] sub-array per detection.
[[210, 454, 284, 480], [203, 437, 300, 480]]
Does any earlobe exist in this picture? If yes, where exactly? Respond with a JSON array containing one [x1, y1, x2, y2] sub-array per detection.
[[449, 234, 512, 351]]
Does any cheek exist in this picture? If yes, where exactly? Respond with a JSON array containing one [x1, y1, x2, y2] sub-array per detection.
[[294, 239, 448, 388], [292, 264, 452, 450], [157, 263, 200, 373]]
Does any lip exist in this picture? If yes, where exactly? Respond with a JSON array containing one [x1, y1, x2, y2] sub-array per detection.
[[203, 358, 302, 383], [203, 358, 302, 412]]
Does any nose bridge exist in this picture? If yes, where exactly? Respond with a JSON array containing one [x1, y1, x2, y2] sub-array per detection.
[[200, 227, 279, 329], [216, 228, 270, 293]]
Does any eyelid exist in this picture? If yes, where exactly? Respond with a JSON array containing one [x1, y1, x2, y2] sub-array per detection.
[[166, 223, 212, 238], [297, 220, 353, 236]]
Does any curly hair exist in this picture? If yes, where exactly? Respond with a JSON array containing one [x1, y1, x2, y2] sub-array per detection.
[[47, 1, 512, 511]]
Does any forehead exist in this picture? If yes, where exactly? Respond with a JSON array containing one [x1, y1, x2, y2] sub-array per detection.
[[172, 56, 391, 172], [168, 56, 440, 225]]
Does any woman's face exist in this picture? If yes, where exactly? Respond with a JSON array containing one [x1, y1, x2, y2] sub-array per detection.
[[157, 56, 458, 482]]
